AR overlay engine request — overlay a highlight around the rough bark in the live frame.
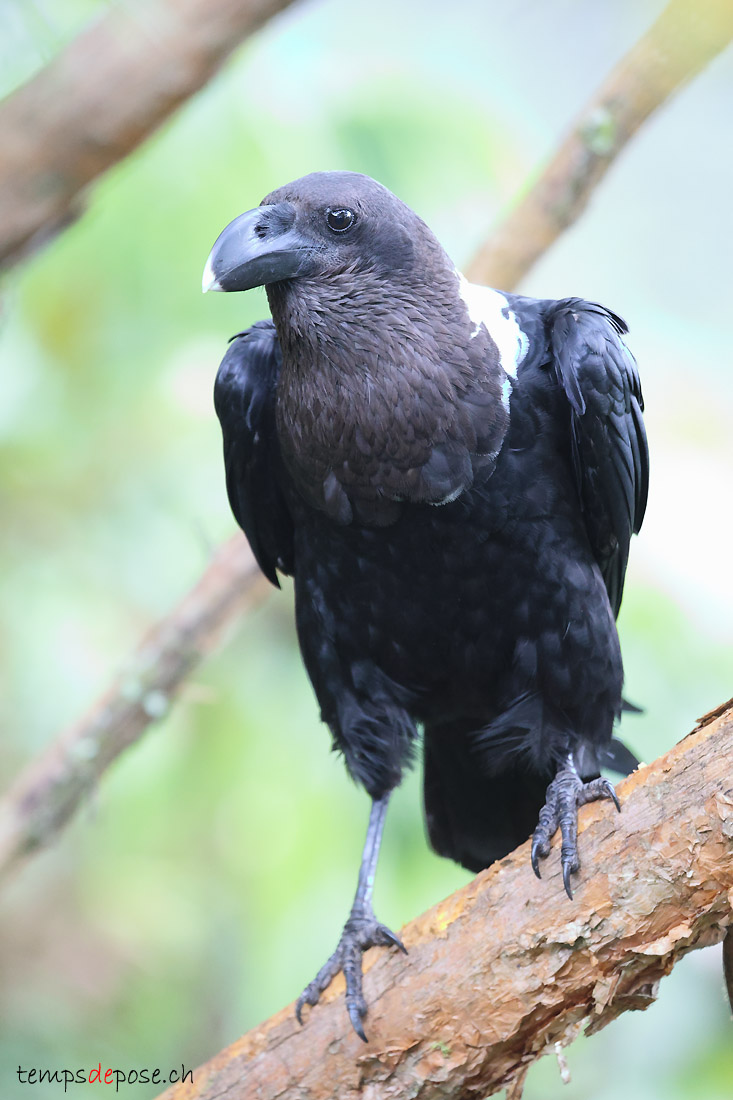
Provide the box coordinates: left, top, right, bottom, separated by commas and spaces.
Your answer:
158, 702, 733, 1100
0, 0, 297, 268
0, 538, 269, 882
466, 0, 733, 288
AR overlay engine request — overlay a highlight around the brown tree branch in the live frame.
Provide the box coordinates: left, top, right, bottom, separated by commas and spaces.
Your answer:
0, 537, 269, 882
158, 702, 733, 1100
0, 0, 297, 269
466, 0, 733, 288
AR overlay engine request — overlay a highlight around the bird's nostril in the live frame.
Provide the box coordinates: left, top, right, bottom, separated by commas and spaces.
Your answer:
254, 221, 268, 240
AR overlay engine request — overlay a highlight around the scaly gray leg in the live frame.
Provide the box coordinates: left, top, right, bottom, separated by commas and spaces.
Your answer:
531, 753, 620, 899
295, 794, 406, 1041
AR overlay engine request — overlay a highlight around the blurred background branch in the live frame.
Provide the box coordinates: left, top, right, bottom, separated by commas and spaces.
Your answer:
725, 929, 733, 1012
158, 703, 733, 1100
2, 0, 731, 891
0, 0, 297, 270
467, 0, 733, 287
0, 538, 268, 883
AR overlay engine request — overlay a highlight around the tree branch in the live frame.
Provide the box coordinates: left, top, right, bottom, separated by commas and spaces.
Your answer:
0, 538, 269, 882
158, 702, 733, 1100
466, 0, 733, 288
0, 0, 297, 269
724, 927, 733, 1012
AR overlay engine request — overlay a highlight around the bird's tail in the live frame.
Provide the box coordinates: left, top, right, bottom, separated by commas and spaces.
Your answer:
423, 728, 551, 872
423, 726, 638, 874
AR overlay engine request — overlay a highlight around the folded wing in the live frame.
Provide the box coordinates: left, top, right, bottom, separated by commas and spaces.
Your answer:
213, 320, 294, 586
548, 299, 649, 616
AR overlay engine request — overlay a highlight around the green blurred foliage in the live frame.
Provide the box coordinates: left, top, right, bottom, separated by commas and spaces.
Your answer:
1, 0, 732, 1097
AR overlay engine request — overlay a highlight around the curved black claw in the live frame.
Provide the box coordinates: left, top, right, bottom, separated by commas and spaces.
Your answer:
531, 761, 621, 900
295, 912, 406, 1042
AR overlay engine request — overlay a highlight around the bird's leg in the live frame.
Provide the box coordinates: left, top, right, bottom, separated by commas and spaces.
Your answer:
531, 752, 620, 900
295, 794, 406, 1042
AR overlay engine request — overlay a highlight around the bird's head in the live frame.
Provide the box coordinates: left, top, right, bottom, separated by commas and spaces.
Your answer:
202, 171, 445, 295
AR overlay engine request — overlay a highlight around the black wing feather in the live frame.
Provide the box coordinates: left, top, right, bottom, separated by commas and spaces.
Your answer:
548, 299, 649, 616
213, 320, 294, 586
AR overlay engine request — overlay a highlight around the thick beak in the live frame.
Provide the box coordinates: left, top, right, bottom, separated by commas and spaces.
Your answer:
202, 202, 313, 293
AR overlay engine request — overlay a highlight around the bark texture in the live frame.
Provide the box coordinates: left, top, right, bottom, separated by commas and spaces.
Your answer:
158, 702, 733, 1100
0, 538, 269, 881
466, 0, 733, 288
0, 0, 296, 268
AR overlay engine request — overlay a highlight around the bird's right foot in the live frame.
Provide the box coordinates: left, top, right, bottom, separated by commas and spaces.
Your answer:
295, 908, 407, 1041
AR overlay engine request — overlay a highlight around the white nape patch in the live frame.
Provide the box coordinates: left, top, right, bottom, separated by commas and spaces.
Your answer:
457, 274, 528, 379
202, 252, 222, 293
501, 374, 512, 413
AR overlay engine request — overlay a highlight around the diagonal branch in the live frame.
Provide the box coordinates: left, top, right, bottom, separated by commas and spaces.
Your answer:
0, 538, 269, 882
0, 0, 298, 269
467, 0, 733, 287
157, 702, 733, 1100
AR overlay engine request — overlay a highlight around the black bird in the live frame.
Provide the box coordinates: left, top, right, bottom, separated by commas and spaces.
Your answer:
203, 171, 648, 1040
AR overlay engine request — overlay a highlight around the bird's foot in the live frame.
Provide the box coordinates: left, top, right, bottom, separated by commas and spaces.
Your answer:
295, 908, 407, 1042
531, 758, 620, 899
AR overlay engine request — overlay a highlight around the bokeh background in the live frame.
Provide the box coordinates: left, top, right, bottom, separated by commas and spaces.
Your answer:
1, 0, 732, 1096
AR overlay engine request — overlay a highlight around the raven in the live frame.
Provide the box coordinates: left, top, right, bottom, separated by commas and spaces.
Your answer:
203, 171, 648, 1040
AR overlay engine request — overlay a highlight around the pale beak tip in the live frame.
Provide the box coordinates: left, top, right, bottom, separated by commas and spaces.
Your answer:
202, 252, 222, 293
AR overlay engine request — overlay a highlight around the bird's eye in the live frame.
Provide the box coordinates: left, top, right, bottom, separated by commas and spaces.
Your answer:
326, 208, 356, 233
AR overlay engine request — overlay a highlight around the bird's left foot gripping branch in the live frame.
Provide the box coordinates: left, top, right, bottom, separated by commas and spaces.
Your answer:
203, 171, 648, 1040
